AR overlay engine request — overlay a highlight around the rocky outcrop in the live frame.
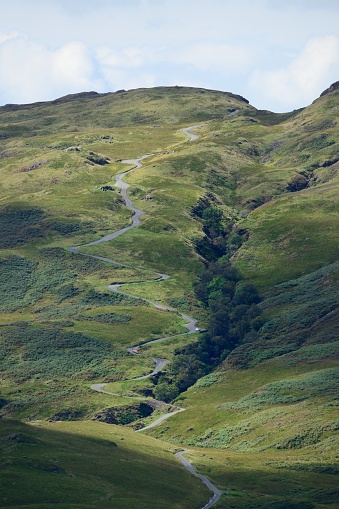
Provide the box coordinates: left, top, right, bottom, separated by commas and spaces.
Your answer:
93, 402, 154, 425
86, 152, 110, 165
286, 173, 309, 192
322, 154, 339, 167
320, 81, 339, 97
17, 160, 48, 173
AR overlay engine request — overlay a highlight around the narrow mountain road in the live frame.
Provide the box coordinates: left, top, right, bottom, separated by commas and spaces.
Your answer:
136, 407, 186, 432
69, 124, 223, 509
69, 154, 152, 252
180, 125, 202, 141
131, 357, 169, 380
176, 451, 224, 509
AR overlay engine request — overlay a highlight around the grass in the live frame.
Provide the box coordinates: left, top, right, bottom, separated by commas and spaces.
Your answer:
0, 84, 339, 508
0, 419, 211, 509
0, 301, 189, 420
142, 356, 338, 506
145, 356, 338, 439
182, 447, 339, 508
224, 262, 339, 370
235, 186, 339, 289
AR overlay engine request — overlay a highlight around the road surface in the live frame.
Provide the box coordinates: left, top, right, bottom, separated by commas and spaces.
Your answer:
69, 125, 223, 509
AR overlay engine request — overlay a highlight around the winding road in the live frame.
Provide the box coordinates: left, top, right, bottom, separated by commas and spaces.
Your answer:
175, 451, 224, 509
69, 125, 223, 509
180, 124, 202, 141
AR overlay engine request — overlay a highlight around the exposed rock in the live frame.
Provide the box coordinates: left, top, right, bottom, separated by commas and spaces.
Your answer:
146, 399, 168, 410
320, 81, 339, 97
227, 109, 239, 117
286, 173, 309, 192
322, 154, 339, 167
63, 146, 80, 152
17, 160, 48, 173
270, 140, 283, 149
93, 402, 153, 425
86, 152, 110, 165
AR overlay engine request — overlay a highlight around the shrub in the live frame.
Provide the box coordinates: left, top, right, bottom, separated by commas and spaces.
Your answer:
93, 403, 153, 425
56, 283, 80, 303
0, 256, 37, 311
48, 408, 88, 421
220, 368, 339, 411
78, 312, 131, 324
0, 208, 45, 248
153, 382, 180, 403
81, 288, 137, 306
276, 430, 322, 449
195, 372, 224, 387
47, 220, 83, 236
0, 326, 122, 383
263, 502, 314, 509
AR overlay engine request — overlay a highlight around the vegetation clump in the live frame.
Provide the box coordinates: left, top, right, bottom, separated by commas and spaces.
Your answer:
152, 198, 262, 395
86, 152, 110, 165
0, 208, 46, 248
93, 402, 153, 425
81, 288, 138, 306
78, 312, 131, 323
0, 326, 120, 383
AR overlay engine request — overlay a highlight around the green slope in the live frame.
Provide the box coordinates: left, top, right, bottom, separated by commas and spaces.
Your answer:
0, 419, 210, 509
0, 84, 338, 508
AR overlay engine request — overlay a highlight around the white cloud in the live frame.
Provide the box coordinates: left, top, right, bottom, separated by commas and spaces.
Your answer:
0, 1, 339, 109
96, 46, 145, 68
250, 36, 339, 110
98, 65, 156, 91
170, 42, 253, 72
52, 42, 96, 88
95, 45, 158, 90
0, 35, 103, 103
0, 31, 20, 44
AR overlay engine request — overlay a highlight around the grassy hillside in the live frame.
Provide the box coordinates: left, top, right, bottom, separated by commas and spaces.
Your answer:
0, 84, 338, 508
0, 419, 210, 508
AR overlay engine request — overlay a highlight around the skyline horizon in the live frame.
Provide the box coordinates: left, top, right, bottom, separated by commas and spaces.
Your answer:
0, 0, 339, 112
1, 80, 336, 114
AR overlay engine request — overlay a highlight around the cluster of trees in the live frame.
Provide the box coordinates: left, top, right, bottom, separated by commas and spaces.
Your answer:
151, 264, 263, 402
172, 259, 262, 391
192, 194, 247, 261
149, 196, 263, 402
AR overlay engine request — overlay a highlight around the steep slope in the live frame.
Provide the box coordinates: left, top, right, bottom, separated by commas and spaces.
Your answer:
140, 87, 339, 508
0, 85, 338, 509
0, 419, 211, 509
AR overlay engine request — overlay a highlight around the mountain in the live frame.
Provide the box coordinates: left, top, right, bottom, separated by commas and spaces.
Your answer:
0, 84, 338, 509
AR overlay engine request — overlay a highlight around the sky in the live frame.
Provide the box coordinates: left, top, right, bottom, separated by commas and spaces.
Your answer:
0, 0, 338, 112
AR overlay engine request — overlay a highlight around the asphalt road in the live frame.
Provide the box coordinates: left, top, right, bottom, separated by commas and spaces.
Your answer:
176, 451, 224, 509
70, 125, 223, 509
